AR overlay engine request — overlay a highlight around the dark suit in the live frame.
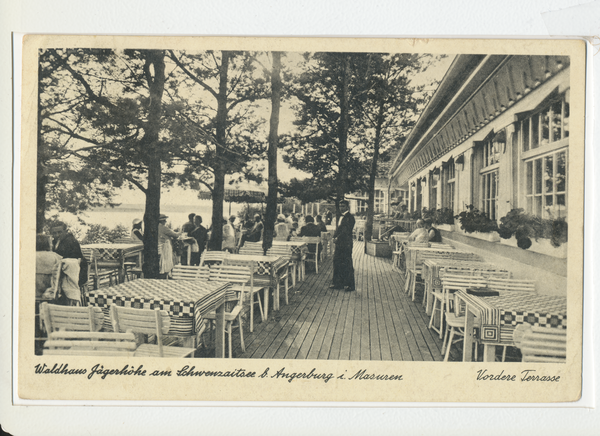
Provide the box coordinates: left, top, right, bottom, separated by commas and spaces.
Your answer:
189, 225, 208, 266
332, 212, 355, 289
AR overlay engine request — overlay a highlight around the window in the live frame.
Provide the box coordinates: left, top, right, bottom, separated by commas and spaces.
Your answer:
525, 150, 567, 219
522, 95, 569, 152
445, 160, 456, 213
357, 200, 368, 213
481, 170, 498, 221
429, 173, 438, 210
477, 129, 504, 221
520, 92, 569, 219
374, 190, 385, 213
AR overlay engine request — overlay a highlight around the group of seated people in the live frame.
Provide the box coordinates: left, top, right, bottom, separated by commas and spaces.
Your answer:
407, 219, 442, 243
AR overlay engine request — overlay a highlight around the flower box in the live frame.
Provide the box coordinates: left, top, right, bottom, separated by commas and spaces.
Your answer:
500, 236, 568, 258
458, 227, 501, 242
436, 224, 454, 232
366, 240, 393, 258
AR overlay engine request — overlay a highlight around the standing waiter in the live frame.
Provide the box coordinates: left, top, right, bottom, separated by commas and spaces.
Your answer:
329, 200, 355, 292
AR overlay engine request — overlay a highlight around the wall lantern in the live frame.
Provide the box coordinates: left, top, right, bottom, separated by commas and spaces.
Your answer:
455, 154, 465, 171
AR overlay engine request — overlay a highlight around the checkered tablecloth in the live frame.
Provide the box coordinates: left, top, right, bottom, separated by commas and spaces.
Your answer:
455, 290, 567, 345
271, 241, 308, 255
82, 243, 144, 261
226, 254, 287, 275
88, 279, 230, 336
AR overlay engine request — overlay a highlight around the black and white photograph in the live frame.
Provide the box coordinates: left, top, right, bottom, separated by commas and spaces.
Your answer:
18, 35, 585, 404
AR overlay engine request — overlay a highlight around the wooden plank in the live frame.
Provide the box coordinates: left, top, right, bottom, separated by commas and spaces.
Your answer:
350, 243, 365, 361
365, 248, 381, 360
315, 283, 347, 359
283, 265, 337, 359
234, 241, 444, 362
271, 260, 334, 359
242, 261, 326, 358
379, 261, 414, 361
371, 254, 392, 361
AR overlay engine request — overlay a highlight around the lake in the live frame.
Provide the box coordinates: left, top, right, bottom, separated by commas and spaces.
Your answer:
61, 202, 249, 235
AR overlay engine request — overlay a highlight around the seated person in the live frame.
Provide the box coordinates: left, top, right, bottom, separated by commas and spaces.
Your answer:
298, 215, 323, 254
289, 222, 299, 238
424, 219, 442, 243
36, 234, 62, 299
315, 215, 327, 233
407, 219, 429, 243
241, 214, 264, 246
274, 214, 290, 241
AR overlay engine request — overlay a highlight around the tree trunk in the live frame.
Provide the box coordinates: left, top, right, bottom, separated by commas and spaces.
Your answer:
208, 51, 230, 251
336, 54, 351, 223
263, 51, 282, 255
36, 60, 47, 232
364, 99, 385, 250
141, 50, 166, 278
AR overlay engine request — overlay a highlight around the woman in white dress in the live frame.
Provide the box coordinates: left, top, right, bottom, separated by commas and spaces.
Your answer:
158, 214, 181, 278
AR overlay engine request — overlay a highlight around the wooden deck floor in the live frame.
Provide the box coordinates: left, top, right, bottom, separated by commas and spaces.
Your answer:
232, 241, 445, 361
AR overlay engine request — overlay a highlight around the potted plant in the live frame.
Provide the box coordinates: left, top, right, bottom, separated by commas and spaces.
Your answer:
433, 208, 455, 231
454, 205, 499, 242
497, 209, 568, 257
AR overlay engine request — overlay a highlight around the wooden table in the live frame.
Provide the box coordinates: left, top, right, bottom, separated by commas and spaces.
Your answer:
269, 241, 308, 285
422, 259, 508, 315
455, 289, 567, 362
82, 243, 144, 283
88, 278, 231, 357
225, 253, 289, 318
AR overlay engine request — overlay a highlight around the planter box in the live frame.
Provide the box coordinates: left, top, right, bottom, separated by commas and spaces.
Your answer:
366, 241, 393, 258
458, 228, 501, 242
436, 224, 455, 232
500, 236, 568, 258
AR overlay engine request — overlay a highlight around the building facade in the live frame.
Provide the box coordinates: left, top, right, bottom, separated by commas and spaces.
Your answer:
388, 55, 570, 296
348, 178, 408, 216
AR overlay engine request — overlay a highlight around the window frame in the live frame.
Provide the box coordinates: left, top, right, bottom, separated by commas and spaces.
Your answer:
519, 92, 570, 220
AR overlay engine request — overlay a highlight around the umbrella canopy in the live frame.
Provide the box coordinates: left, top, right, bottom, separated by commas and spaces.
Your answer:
198, 189, 285, 204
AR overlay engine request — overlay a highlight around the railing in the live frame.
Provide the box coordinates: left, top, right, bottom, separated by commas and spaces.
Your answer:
377, 219, 418, 233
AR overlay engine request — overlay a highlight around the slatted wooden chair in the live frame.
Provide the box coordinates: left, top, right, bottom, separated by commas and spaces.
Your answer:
203, 265, 252, 358
291, 236, 321, 274
171, 265, 211, 281
43, 330, 138, 356
391, 233, 410, 269
435, 274, 489, 360
222, 258, 266, 332
40, 302, 105, 334
110, 305, 196, 358
199, 250, 230, 267
423, 264, 509, 311
113, 238, 144, 280
406, 249, 474, 302
81, 248, 119, 290
513, 324, 566, 363
266, 245, 300, 287
238, 241, 264, 255
429, 273, 486, 341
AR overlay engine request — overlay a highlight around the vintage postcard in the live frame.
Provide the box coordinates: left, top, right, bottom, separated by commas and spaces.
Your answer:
18, 35, 586, 403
